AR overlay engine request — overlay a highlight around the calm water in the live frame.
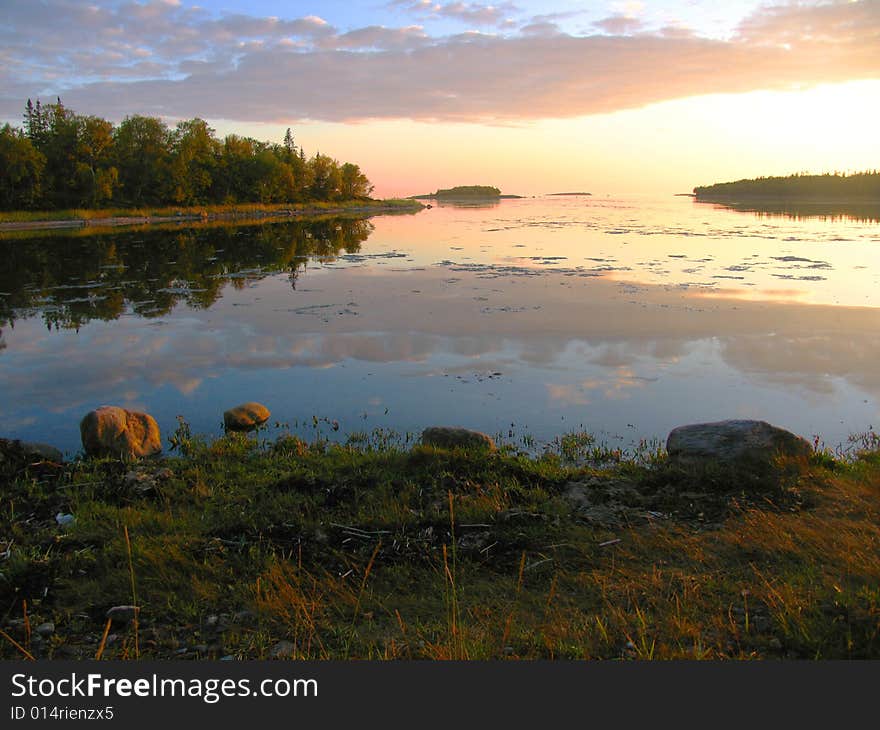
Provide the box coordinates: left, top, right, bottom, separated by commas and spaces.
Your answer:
2, 195, 879, 456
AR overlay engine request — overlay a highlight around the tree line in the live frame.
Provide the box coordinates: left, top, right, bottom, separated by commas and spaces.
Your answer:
0, 98, 374, 210
693, 171, 880, 201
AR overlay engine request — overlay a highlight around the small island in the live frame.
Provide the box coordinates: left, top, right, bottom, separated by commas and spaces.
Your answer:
693, 171, 880, 203
549, 191, 592, 196
411, 185, 523, 200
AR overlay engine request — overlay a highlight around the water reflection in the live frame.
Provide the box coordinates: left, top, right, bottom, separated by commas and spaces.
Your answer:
2, 263, 878, 452
0, 217, 374, 330
431, 199, 502, 209
1, 197, 878, 454
695, 198, 880, 223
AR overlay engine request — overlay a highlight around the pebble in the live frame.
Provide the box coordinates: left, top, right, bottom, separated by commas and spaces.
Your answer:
106, 605, 140, 622
36, 622, 55, 637
233, 610, 255, 625
269, 640, 296, 659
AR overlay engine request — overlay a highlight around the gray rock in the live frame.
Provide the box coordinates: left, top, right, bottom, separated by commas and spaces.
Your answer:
35, 622, 55, 637
0, 438, 63, 465
80, 406, 161, 459
223, 402, 270, 432
457, 530, 492, 551
666, 419, 811, 466
106, 605, 140, 623
232, 609, 256, 625
269, 640, 296, 659
562, 481, 636, 527
421, 426, 496, 452
19, 441, 64, 463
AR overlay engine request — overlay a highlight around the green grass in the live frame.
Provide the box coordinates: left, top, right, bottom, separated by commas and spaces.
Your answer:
0, 198, 423, 224
1, 429, 878, 660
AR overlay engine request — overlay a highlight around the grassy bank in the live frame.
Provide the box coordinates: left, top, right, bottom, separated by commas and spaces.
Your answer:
1, 429, 878, 661
0, 199, 423, 231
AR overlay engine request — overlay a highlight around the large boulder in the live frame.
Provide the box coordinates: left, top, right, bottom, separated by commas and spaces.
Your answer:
666, 420, 811, 466
421, 426, 496, 452
80, 406, 162, 459
224, 402, 271, 432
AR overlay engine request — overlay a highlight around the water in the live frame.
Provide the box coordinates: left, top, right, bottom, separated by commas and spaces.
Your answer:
2, 195, 879, 456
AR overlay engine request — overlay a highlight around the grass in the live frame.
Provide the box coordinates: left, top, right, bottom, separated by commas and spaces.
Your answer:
0, 198, 423, 224
0, 428, 878, 660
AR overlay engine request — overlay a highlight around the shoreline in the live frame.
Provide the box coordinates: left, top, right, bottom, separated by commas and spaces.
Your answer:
0, 200, 425, 232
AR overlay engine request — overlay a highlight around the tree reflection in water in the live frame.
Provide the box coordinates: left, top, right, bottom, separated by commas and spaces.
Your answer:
0, 217, 375, 331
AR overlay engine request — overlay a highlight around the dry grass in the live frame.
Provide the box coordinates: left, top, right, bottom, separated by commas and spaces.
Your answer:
1, 433, 878, 660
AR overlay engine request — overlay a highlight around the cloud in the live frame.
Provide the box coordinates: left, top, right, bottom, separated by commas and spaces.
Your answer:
735, 0, 880, 45
593, 14, 645, 35
520, 21, 562, 37
435, 2, 518, 26
325, 25, 430, 51
1, 0, 878, 124
392, 1, 518, 27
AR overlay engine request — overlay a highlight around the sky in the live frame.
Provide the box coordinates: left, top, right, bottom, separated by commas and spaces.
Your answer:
1, 0, 878, 196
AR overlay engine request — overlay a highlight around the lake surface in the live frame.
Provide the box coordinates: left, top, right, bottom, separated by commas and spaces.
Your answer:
2, 195, 879, 456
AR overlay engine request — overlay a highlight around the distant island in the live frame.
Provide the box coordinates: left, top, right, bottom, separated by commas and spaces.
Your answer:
411, 185, 523, 200
549, 192, 591, 196
693, 171, 880, 203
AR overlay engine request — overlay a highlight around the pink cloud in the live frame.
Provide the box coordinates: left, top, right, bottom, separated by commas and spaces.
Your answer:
1, 0, 877, 125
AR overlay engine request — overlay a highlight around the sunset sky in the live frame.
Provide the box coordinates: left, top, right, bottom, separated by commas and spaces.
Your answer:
2, 0, 878, 196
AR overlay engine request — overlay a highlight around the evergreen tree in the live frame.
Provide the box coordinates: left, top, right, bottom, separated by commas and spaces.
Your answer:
0, 124, 45, 209
1, 99, 375, 210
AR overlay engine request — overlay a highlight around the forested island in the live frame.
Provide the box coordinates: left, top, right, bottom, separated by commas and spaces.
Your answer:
0, 98, 378, 212
411, 185, 523, 200
693, 171, 880, 202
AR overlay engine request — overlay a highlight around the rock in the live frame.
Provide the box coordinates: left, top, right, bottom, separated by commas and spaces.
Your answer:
223, 402, 271, 432
80, 406, 161, 459
35, 622, 55, 637
666, 420, 811, 466
0, 438, 63, 467
18, 441, 64, 463
421, 426, 496, 452
562, 482, 635, 527
457, 530, 492, 551
269, 640, 296, 659
106, 605, 140, 623
232, 609, 256, 625
55, 513, 76, 527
